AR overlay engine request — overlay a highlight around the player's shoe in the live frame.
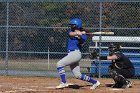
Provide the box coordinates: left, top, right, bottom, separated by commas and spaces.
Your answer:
90, 80, 100, 89
56, 82, 69, 89
122, 80, 132, 89
128, 81, 132, 88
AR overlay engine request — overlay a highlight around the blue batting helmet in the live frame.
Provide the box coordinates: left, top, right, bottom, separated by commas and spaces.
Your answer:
69, 18, 82, 29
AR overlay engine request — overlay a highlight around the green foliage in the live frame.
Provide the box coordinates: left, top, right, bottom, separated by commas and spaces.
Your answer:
41, 3, 66, 11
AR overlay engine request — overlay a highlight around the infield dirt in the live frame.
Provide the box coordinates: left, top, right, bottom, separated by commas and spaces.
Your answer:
0, 76, 140, 93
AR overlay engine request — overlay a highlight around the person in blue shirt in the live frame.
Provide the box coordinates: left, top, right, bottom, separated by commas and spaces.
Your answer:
56, 18, 100, 89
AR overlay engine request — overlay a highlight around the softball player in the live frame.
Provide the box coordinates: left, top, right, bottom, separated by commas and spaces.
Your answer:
56, 18, 100, 89
91, 43, 135, 88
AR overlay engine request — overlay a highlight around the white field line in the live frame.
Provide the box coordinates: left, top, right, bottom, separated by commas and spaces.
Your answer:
0, 82, 58, 93
45, 86, 56, 89
0, 89, 51, 93
108, 88, 124, 91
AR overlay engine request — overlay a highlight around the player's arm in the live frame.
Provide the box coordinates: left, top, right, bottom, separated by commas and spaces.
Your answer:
97, 55, 118, 60
69, 30, 85, 37
90, 52, 118, 60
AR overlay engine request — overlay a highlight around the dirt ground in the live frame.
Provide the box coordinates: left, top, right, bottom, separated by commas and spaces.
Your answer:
0, 76, 140, 93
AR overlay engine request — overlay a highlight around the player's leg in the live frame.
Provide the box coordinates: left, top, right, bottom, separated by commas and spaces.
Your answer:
109, 69, 133, 88
70, 63, 100, 89
56, 50, 82, 88
115, 68, 135, 88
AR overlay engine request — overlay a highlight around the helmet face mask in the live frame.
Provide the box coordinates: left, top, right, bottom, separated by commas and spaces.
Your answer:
109, 47, 116, 56
68, 24, 76, 30
108, 44, 121, 55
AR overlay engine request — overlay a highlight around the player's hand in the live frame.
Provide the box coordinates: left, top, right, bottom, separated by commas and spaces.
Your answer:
89, 52, 98, 59
81, 31, 86, 34
75, 30, 82, 36
97, 56, 100, 60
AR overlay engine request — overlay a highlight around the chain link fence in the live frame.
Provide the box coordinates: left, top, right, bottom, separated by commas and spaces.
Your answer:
0, 0, 140, 78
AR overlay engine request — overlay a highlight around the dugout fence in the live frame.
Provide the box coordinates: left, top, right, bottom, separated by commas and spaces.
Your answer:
0, 0, 139, 79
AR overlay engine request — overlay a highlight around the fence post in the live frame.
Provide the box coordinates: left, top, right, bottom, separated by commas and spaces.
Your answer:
98, 2, 103, 78
47, 47, 50, 70
5, 2, 9, 76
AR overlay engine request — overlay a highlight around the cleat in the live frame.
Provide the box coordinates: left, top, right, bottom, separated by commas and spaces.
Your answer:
56, 82, 69, 89
122, 81, 132, 89
90, 81, 100, 89
128, 81, 132, 88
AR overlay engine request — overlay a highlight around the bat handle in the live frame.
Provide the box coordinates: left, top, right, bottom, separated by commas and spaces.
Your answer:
81, 31, 86, 34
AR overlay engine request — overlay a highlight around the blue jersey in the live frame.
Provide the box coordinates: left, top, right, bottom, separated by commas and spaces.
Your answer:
67, 30, 87, 51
